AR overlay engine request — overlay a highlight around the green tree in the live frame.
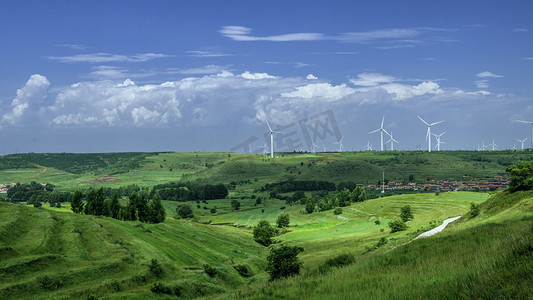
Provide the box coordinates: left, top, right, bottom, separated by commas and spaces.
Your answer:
231, 199, 241, 210
149, 193, 166, 223
253, 220, 276, 246
71, 190, 84, 214
124, 193, 138, 221
305, 198, 315, 213
108, 193, 121, 219
335, 189, 351, 207
266, 245, 304, 281
389, 219, 408, 233
136, 194, 149, 223
176, 204, 194, 219
506, 161, 533, 191
400, 205, 414, 222
276, 213, 290, 228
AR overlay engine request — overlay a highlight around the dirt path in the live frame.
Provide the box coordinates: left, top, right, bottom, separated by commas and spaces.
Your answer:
36, 168, 47, 176
415, 216, 462, 239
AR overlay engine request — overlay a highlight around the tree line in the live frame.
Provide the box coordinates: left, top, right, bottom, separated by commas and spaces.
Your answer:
261, 179, 336, 193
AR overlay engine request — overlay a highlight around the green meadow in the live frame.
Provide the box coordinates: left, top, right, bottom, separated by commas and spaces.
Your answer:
1, 151, 532, 298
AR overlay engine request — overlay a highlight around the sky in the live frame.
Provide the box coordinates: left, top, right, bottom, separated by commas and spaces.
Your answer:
0, 0, 532, 154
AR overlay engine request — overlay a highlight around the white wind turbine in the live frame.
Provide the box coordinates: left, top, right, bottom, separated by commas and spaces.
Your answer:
417, 115, 444, 152
386, 131, 399, 151
260, 143, 269, 154
309, 141, 318, 153
368, 116, 389, 151
516, 120, 533, 148
516, 138, 528, 150
489, 138, 498, 151
432, 132, 446, 151
322, 144, 327, 152
364, 141, 373, 151
334, 136, 345, 152
266, 120, 280, 158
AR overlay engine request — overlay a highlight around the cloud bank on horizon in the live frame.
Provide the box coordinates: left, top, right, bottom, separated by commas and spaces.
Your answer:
0, 1, 532, 153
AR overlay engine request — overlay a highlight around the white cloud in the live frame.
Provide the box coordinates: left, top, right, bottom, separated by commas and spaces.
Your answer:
379, 82, 442, 100
186, 50, 231, 57
474, 80, 489, 89
46, 52, 173, 63
306, 74, 318, 80
219, 26, 324, 42
1, 74, 50, 125
513, 28, 529, 32
281, 83, 355, 100
241, 71, 276, 80
521, 57, 533, 60
177, 65, 229, 75
340, 28, 420, 43
476, 71, 503, 78
350, 73, 396, 86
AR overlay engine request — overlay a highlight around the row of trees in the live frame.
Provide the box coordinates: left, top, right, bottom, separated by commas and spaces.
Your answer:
304, 187, 367, 214
261, 180, 336, 193
150, 181, 228, 201
71, 188, 165, 223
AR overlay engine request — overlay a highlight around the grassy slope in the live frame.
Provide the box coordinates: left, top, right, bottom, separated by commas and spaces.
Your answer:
230, 190, 533, 299
2, 151, 533, 190
0, 202, 266, 299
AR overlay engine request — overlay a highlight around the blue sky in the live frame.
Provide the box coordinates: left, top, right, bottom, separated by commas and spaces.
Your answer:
0, 0, 532, 154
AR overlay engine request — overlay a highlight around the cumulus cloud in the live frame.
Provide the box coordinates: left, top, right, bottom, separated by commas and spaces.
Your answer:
1, 74, 50, 125
306, 74, 318, 80
219, 26, 324, 42
281, 83, 354, 100
241, 71, 276, 79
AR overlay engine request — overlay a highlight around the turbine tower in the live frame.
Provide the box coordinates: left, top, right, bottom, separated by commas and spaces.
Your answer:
516, 138, 528, 150
334, 136, 345, 152
489, 138, 498, 151
364, 141, 373, 151
368, 116, 389, 151
266, 120, 279, 158
516, 120, 533, 148
417, 115, 444, 152
432, 132, 446, 151
386, 131, 399, 151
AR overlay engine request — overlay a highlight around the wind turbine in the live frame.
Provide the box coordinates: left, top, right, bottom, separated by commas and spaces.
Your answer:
309, 141, 318, 153
386, 131, 399, 151
259, 143, 269, 154
364, 141, 373, 151
432, 132, 446, 151
368, 116, 389, 151
334, 136, 345, 152
417, 115, 444, 152
481, 141, 489, 151
516, 120, 533, 148
322, 144, 327, 152
266, 120, 280, 158
489, 138, 498, 151
516, 138, 528, 150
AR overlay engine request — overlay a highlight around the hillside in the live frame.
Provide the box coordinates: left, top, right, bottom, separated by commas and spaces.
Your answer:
1, 150, 532, 191
231, 190, 533, 299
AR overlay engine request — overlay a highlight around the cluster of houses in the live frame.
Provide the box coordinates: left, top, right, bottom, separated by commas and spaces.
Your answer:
0, 183, 13, 193
364, 176, 509, 192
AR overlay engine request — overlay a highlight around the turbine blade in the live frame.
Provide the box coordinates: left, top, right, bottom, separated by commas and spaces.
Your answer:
266, 119, 272, 132
429, 120, 444, 126
368, 129, 380, 134
516, 120, 533, 124
381, 115, 385, 128
417, 115, 429, 126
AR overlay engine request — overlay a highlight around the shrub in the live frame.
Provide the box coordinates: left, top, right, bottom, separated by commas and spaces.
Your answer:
400, 205, 414, 222
203, 264, 218, 277
253, 220, 276, 246
151, 282, 173, 295
149, 259, 163, 278
37, 274, 62, 290
276, 213, 290, 228
323, 253, 355, 268
210, 207, 217, 214
333, 207, 343, 215
375, 219, 381, 225
231, 199, 241, 210
389, 219, 408, 233
266, 245, 304, 281
176, 204, 194, 219
469, 203, 480, 218
234, 264, 253, 277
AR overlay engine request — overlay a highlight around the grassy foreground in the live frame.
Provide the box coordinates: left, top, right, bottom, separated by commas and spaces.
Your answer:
229, 190, 533, 299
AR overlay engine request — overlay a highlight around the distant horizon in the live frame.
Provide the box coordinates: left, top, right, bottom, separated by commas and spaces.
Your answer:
1, 1, 532, 154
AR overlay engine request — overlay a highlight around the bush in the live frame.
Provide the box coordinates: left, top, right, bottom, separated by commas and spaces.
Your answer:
37, 274, 62, 290
176, 204, 194, 219
231, 199, 241, 210
210, 207, 217, 214
469, 203, 480, 218
266, 245, 304, 281
151, 282, 174, 295
323, 253, 355, 268
333, 207, 343, 215
234, 264, 253, 277
400, 205, 414, 222
276, 213, 290, 228
253, 220, 276, 246
375, 219, 381, 225
149, 259, 163, 278
203, 264, 218, 277
389, 219, 408, 233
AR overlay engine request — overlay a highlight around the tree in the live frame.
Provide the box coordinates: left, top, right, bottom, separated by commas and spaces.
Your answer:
176, 204, 194, 219
71, 190, 84, 214
400, 205, 414, 222
305, 198, 315, 213
266, 245, 304, 281
136, 194, 149, 223
108, 193, 121, 219
389, 219, 407, 233
149, 193, 166, 223
253, 220, 276, 246
231, 199, 241, 210
276, 213, 290, 228
506, 161, 533, 192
